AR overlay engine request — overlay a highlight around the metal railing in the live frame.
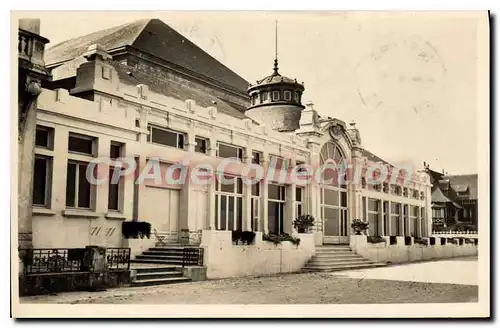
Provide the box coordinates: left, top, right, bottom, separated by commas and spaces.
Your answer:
105, 248, 131, 270
20, 247, 131, 274
20, 248, 85, 274
432, 230, 478, 238
182, 248, 204, 267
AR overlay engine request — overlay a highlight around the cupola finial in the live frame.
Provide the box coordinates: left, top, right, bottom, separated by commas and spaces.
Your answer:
273, 20, 279, 74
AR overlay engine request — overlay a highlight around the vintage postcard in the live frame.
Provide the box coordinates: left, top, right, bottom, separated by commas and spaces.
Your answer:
11, 10, 490, 318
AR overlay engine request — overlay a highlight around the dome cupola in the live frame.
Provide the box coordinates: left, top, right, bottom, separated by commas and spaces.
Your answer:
245, 22, 305, 132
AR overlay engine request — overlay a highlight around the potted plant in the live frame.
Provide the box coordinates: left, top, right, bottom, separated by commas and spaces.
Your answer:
351, 219, 369, 235
293, 214, 315, 233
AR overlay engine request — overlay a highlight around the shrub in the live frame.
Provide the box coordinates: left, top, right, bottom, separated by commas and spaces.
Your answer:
263, 233, 300, 246
293, 214, 315, 233
367, 236, 386, 244
414, 237, 429, 246
404, 236, 412, 246
122, 221, 151, 239
231, 230, 257, 245
231, 230, 242, 244
429, 237, 436, 246
351, 219, 369, 235
389, 236, 397, 245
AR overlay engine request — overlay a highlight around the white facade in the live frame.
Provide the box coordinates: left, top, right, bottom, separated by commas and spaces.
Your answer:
30, 47, 432, 249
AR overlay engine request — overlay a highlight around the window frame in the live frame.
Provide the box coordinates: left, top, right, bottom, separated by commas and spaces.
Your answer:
32, 154, 53, 207
216, 142, 244, 161
65, 160, 94, 210
195, 136, 208, 154
147, 124, 186, 150
284, 90, 292, 101
272, 90, 280, 101
68, 132, 96, 157
35, 125, 54, 150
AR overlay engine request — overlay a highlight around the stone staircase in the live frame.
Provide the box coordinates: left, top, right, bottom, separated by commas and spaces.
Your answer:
302, 245, 387, 272
130, 244, 202, 287
131, 265, 191, 287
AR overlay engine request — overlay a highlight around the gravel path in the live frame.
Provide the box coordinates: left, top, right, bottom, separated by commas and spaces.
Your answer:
22, 271, 477, 304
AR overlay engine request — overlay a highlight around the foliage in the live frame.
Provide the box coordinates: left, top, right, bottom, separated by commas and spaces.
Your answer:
263, 233, 301, 246
293, 214, 315, 232
447, 238, 459, 245
231, 230, 256, 245
351, 219, 369, 234
367, 236, 386, 244
122, 221, 151, 239
414, 237, 429, 246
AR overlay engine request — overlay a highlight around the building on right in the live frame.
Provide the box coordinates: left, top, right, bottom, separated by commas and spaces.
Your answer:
425, 164, 478, 232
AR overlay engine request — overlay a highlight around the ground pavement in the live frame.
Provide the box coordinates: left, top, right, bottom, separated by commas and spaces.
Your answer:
21, 257, 478, 304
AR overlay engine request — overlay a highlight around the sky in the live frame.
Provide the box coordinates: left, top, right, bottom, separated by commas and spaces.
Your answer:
35, 11, 483, 175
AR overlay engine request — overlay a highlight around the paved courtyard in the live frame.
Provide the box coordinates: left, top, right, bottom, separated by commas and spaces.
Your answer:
21, 257, 478, 304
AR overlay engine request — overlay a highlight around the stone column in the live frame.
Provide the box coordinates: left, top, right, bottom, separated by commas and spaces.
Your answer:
207, 135, 217, 230
261, 149, 269, 234
243, 144, 253, 231
178, 121, 196, 234
284, 155, 297, 234
17, 19, 51, 249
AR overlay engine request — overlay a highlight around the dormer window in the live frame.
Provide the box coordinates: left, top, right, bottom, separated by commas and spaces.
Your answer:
295, 91, 300, 102
272, 90, 280, 101
284, 90, 291, 101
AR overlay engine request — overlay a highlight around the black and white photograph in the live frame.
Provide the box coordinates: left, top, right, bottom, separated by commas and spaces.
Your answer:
10, 9, 490, 318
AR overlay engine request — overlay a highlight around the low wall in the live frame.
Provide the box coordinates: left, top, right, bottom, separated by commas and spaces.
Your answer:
350, 235, 478, 264
19, 270, 131, 296
121, 237, 157, 259
201, 230, 315, 279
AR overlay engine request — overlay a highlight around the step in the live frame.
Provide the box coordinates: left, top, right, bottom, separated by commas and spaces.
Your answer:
131, 265, 180, 273
140, 253, 184, 259
135, 271, 183, 281
315, 247, 352, 252
132, 259, 184, 266
131, 277, 192, 287
145, 249, 185, 254
313, 252, 359, 257
303, 262, 387, 272
304, 260, 376, 268
309, 256, 367, 263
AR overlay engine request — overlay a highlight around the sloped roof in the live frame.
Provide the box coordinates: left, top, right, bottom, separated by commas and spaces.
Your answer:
447, 174, 478, 199
46, 19, 250, 93
360, 149, 392, 167
111, 61, 247, 119
431, 187, 462, 208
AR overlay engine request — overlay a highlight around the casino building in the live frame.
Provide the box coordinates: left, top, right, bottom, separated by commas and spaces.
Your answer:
26, 18, 432, 253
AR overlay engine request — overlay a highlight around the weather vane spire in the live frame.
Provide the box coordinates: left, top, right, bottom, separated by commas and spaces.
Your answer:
273, 20, 279, 74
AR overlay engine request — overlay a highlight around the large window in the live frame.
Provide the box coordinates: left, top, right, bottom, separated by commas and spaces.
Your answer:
147, 124, 185, 149
383, 201, 389, 235
66, 161, 92, 209
215, 175, 243, 230
319, 141, 346, 187
268, 184, 286, 234
367, 198, 380, 236
390, 202, 402, 236
217, 142, 243, 160
251, 182, 260, 231
33, 155, 52, 207
296, 187, 304, 217
410, 205, 419, 237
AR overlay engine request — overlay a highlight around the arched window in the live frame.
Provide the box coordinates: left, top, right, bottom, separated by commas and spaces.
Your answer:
320, 141, 345, 165
319, 141, 347, 188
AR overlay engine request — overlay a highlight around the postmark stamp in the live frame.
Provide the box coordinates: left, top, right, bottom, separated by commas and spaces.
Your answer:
356, 33, 447, 114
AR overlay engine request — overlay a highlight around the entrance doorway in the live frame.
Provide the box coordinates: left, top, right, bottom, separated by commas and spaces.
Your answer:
321, 187, 349, 244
